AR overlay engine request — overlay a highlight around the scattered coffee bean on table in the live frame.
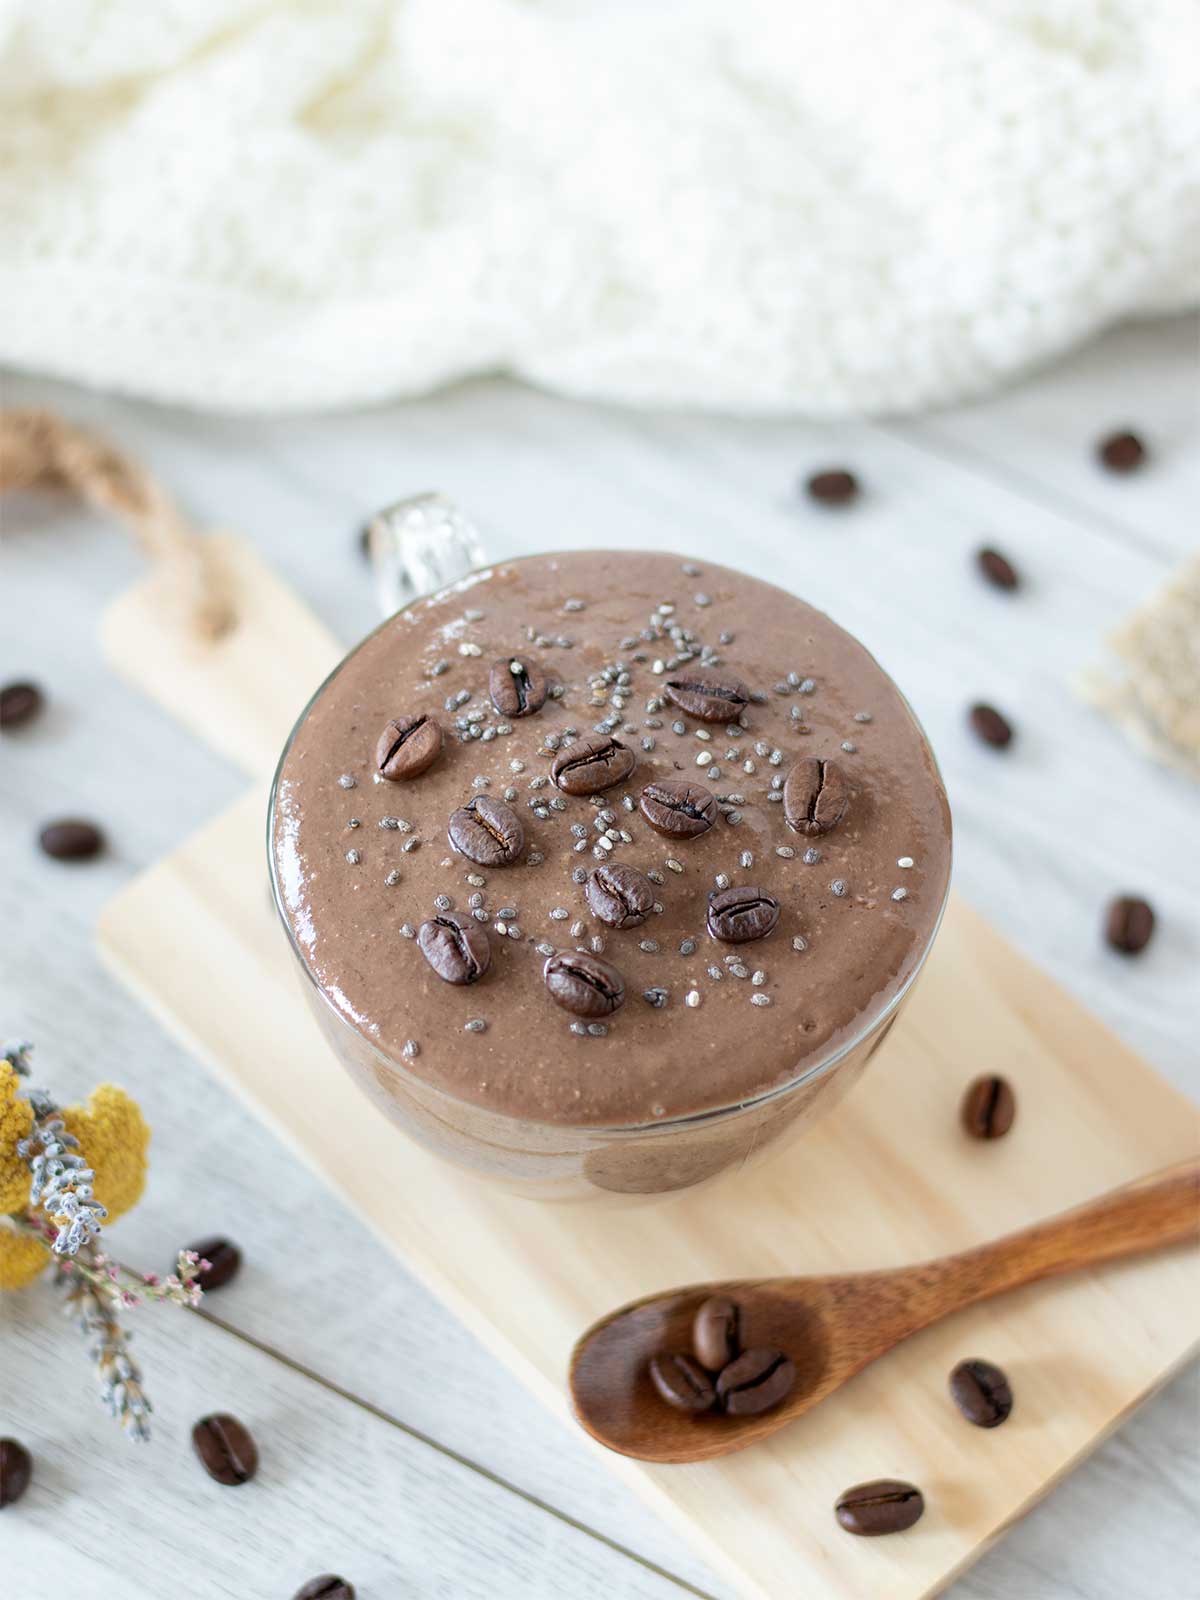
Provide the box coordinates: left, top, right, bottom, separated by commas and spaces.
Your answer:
960, 1074, 1016, 1140
191, 1413, 259, 1485
294, 1577, 356, 1600
0, 1438, 33, 1507
544, 949, 625, 1017
375, 713, 443, 781
805, 468, 860, 506
1096, 430, 1147, 474
664, 670, 751, 723
783, 756, 849, 836
715, 1348, 795, 1416
976, 548, 1020, 591
706, 886, 780, 945
586, 862, 655, 929
638, 779, 717, 839
488, 656, 548, 718
693, 1295, 741, 1372
418, 913, 492, 985
1105, 895, 1156, 955
551, 733, 636, 795
186, 1236, 242, 1291
38, 818, 104, 861
649, 1352, 717, 1413
968, 703, 1013, 748
835, 1479, 925, 1536
949, 1357, 1013, 1428
0, 681, 43, 729
447, 795, 525, 866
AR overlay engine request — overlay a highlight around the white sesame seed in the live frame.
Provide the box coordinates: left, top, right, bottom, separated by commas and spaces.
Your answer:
776, 846, 796, 859
841, 741, 857, 753
345, 849, 361, 864
752, 970, 766, 986
400, 923, 416, 939
685, 990, 702, 1008
898, 856, 914, 869
751, 993, 772, 1007
792, 935, 808, 952
465, 1018, 487, 1033
892, 887, 909, 901
831, 879, 848, 897
337, 774, 356, 789
739, 851, 754, 868
666, 858, 684, 874
402, 1039, 420, 1059
459, 642, 482, 657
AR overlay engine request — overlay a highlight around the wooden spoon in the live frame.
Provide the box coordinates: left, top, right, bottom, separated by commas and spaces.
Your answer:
570, 1159, 1200, 1463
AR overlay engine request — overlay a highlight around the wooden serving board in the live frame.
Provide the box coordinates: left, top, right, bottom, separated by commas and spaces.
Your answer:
95, 540, 1200, 1600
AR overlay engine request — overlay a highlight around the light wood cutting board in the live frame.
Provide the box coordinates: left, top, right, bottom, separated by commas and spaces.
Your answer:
96, 539, 1200, 1600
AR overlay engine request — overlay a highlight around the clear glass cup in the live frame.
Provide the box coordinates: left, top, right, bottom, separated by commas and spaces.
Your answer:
268, 499, 951, 1202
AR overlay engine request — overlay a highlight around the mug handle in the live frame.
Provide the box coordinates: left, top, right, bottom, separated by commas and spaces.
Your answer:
366, 493, 489, 617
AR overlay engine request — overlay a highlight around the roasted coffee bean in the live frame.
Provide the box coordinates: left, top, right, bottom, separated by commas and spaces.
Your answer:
375, 713, 443, 780
692, 1296, 741, 1372
805, 468, 859, 506
0, 681, 43, 729
1105, 895, 1155, 955
706, 886, 780, 944
835, 1479, 925, 1536
586, 862, 655, 929
0, 1439, 33, 1508
448, 795, 525, 866
976, 547, 1019, 591
1097, 430, 1146, 474
38, 819, 104, 861
418, 913, 491, 984
186, 1236, 242, 1291
783, 757, 849, 837
552, 733, 636, 796
638, 779, 717, 839
649, 1353, 716, 1413
715, 1348, 795, 1416
544, 949, 625, 1017
489, 656, 548, 718
191, 1413, 259, 1485
949, 1358, 1013, 1428
968, 703, 1013, 748
960, 1074, 1016, 1140
664, 670, 750, 724
293, 1578, 356, 1600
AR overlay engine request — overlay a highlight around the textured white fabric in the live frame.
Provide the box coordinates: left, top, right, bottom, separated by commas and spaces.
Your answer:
0, 0, 1196, 417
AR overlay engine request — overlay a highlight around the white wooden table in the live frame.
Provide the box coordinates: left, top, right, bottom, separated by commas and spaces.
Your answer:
3, 319, 1198, 1600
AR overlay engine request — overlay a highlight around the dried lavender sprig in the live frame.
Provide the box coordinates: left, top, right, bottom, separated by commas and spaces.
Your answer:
17, 1115, 108, 1256
60, 1261, 153, 1443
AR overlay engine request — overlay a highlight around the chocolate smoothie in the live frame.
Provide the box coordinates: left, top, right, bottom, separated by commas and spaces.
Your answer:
271, 552, 951, 1195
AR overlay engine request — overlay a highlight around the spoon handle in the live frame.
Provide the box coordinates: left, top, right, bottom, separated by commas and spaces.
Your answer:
934, 1158, 1200, 1311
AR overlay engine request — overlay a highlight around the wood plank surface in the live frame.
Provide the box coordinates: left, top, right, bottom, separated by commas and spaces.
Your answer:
95, 786, 1200, 1600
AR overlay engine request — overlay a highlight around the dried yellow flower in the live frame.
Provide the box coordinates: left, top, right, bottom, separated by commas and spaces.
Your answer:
0, 1225, 49, 1290
0, 1061, 34, 1214
60, 1084, 149, 1224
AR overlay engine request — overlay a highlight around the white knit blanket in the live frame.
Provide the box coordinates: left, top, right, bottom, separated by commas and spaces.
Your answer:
0, 0, 1196, 416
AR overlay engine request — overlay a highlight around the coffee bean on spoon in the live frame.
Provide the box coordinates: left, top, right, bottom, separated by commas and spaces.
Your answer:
638, 779, 716, 839
586, 862, 655, 929
294, 1578, 356, 1600
0, 1438, 33, 1507
715, 1348, 795, 1415
968, 703, 1013, 748
186, 1236, 242, 1291
418, 913, 491, 984
39, 819, 104, 861
805, 468, 859, 506
976, 548, 1020, 591
0, 681, 43, 729
551, 733, 636, 796
488, 656, 547, 718
960, 1074, 1016, 1140
375, 713, 443, 781
544, 949, 625, 1017
1097, 429, 1147, 474
448, 795, 525, 866
692, 1295, 741, 1372
664, 670, 750, 723
835, 1479, 925, 1536
649, 1353, 716, 1413
192, 1414, 259, 1485
949, 1357, 1013, 1428
1105, 895, 1155, 954
706, 886, 780, 944
783, 757, 849, 837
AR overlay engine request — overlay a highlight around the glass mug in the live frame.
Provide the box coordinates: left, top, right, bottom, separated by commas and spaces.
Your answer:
269, 498, 951, 1202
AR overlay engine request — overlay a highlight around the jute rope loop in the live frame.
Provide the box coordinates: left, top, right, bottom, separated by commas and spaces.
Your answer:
0, 408, 234, 640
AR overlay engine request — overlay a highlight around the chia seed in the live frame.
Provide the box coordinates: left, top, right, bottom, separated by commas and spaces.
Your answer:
464, 1018, 487, 1033
831, 879, 848, 897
